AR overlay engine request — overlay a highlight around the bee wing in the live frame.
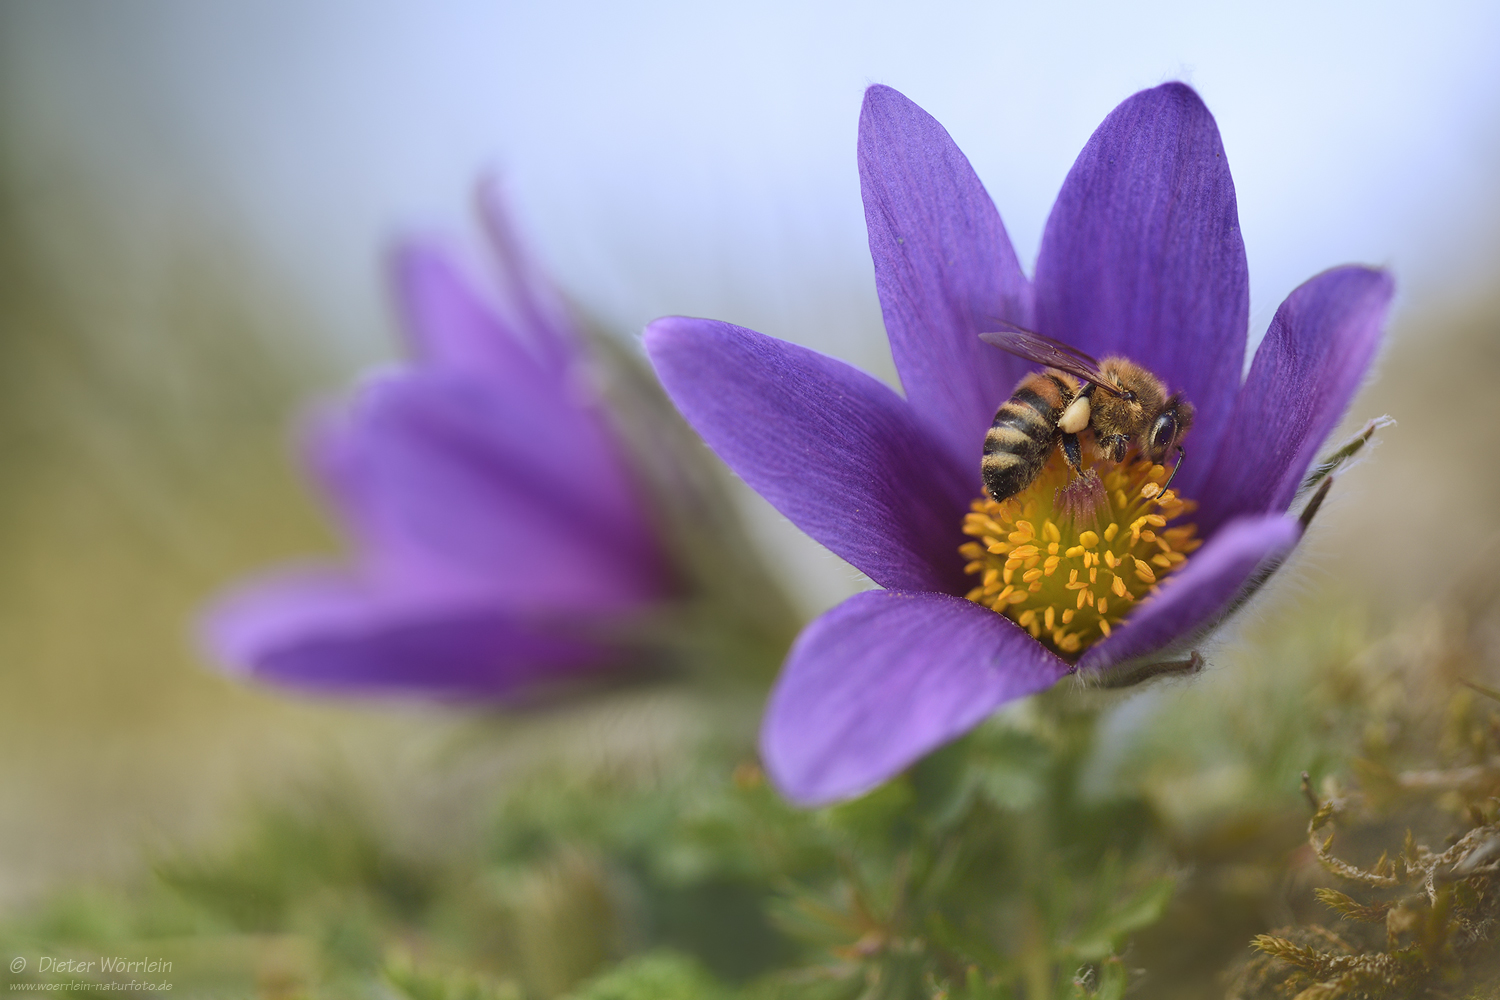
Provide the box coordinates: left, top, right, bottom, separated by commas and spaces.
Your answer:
979, 321, 1119, 395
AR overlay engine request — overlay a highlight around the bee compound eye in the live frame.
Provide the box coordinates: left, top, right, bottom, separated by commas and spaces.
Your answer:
1150, 412, 1178, 453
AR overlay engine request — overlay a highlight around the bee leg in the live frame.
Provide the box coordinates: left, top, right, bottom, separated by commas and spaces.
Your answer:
1101, 434, 1129, 463
1061, 432, 1082, 473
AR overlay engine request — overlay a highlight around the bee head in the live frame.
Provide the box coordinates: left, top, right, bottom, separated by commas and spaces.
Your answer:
1093, 359, 1165, 440
1147, 394, 1194, 461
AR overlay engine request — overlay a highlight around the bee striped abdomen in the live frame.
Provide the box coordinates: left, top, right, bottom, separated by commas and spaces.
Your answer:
982, 373, 1069, 503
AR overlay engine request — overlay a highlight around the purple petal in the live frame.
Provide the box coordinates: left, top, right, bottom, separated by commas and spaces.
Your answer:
308, 369, 667, 611
1077, 514, 1300, 673
203, 568, 613, 700
1195, 266, 1393, 536
760, 589, 1070, 806
477, 176, 580, 374
391, 242, 552, 379
1034, 82, 1248, 499
859, 85, 1034, 471
645, 317, 975, 594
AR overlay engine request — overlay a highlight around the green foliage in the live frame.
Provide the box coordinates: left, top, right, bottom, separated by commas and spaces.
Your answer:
1225, 573, 1500, 1000
561, 951, 730, 1000
7, 583, 1497, 999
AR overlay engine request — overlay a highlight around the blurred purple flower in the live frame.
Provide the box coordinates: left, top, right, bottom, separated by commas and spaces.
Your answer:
646, 83, 1393, 805
203, 186, 671, 700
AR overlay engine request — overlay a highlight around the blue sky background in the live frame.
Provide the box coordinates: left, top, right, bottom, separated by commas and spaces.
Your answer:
4, 0, 1499, 378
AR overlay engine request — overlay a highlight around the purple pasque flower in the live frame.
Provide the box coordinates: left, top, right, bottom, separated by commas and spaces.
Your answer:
645, 83, 1393, 806
203, 184, 671, 700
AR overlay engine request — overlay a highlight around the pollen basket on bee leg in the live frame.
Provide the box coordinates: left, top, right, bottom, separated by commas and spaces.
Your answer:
960, 449, 1201, 660
1058, 394, 1091, 434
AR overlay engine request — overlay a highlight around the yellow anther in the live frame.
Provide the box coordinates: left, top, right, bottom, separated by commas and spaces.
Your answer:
959, 450, 1198, 659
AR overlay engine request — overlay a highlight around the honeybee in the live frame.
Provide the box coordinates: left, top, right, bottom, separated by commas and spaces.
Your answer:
978, 322, 1194, 504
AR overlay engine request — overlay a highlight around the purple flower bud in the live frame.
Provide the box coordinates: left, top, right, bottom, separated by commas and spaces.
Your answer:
201, 182, 671, 701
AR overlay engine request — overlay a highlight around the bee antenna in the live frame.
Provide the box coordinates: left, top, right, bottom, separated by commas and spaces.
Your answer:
1161, 446, 1185, 493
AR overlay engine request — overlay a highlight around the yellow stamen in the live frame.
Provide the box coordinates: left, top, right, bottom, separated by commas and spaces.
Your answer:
960, 449, 1200, 660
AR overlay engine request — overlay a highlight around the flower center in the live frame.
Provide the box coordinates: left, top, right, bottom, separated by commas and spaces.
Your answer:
960, 450, 1201, 659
